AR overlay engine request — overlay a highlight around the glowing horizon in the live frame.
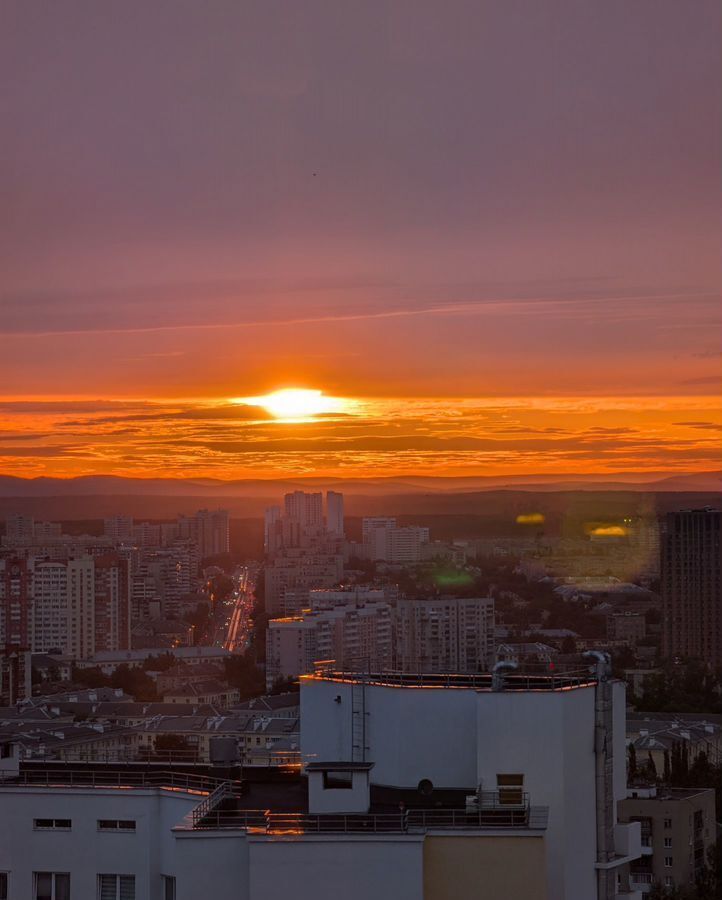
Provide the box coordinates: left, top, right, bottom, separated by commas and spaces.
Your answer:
1, 391, 720, 481
236, 388, 353, 421
1, 3, 719, 483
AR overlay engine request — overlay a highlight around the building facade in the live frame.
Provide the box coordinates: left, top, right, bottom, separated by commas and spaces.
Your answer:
661, 508, 721, 666
619, 786, 716, 893
395, 597, 495, 673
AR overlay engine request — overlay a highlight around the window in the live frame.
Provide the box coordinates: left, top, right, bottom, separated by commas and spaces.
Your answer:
161, 875, 176, 900
98, 820, 136, 832
665, 877, 674, 887
98, 875, 135, 900
664, 818, 672, 829
33, 819, 71, 830
496, 773, 524, 805
664, 856, 673, 867
664, 837, 672, 848
34, 872, 70, 900
322, 770, 352, 789
0, 872, 7, 900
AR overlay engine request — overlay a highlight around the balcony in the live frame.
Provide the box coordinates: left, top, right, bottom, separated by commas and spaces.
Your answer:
629, 872, 653, 894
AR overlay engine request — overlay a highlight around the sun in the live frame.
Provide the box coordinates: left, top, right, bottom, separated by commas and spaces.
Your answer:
237, 388, 348, 420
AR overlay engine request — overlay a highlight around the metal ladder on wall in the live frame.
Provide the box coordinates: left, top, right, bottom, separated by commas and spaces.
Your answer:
351, 679, 368, 762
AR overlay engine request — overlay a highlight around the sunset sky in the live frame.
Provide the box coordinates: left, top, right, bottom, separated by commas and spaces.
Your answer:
1, 1, 720, 480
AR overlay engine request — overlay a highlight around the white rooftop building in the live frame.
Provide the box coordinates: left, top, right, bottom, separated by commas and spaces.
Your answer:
0, 660, 642, 900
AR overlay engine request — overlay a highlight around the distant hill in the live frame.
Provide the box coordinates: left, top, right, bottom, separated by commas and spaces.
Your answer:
0, 471, 718, 521
0, 470, 719, 499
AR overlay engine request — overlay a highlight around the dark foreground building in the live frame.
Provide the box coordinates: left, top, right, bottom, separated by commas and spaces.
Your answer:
661, 507, 721, 667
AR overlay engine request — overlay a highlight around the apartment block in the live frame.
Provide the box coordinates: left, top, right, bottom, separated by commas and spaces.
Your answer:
619, 786, 716, 893
363, 520, 430, 564
661, 507, 721, 666
396, 596, 495, 673
266, 601, 393, 688
264, 551, 344, 615
1, 555, 130, 660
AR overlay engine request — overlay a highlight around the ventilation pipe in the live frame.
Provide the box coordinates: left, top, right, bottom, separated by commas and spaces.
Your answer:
491, 660, 518, 691
583, 651, 615, 900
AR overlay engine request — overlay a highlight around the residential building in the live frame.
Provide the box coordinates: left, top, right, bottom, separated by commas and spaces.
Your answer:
308, 585, 397, 610
0, 648, 31, 705
31, 560, 69, 654
3, 514, 35, 545
396, 597, 495, 673
264, 551, 344, 615
300, 662, 639, 900
364, 523, 430, 563
263, 506, 281, 554
619, 786, 716, 893
284, 491, 323, 530
103, 516, 134, 542
661, 507, 721, 666
162, 681, 240, 707
0, 559, 32, 649
0, 660, 638, 900
626, 713, 721, 774
266, 601, 393, 688
361, 517, 396, 542
73, 646, 233, 676
326, 491, 345, 537
92, 554, 131, 654
607, 613, 646, 646
194, 508, 230, 558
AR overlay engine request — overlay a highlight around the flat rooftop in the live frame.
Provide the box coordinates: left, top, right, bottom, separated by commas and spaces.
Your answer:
626, 786, 715, 803
0, 763, 548, 835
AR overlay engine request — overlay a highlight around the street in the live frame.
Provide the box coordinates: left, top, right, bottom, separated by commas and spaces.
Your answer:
212, 565, 256, 653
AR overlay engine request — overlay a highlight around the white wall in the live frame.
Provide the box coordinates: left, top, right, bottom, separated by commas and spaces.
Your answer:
247, 835, 424, 900
302, 676, 628, 900
301, 678, 479, 788
0, 787, 196, 900
308, 769, 370, 813
174, 831, 249, 900
474, 689, 599, 900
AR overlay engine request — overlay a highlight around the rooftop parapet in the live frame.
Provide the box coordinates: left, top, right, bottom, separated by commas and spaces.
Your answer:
301, 668, 598, 692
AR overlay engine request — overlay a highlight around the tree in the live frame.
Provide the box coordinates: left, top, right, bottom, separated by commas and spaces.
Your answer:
153, 734, 197, 762
269, 676, 297, 695
628, 743, 638, 780
72, 665, 109, 688
644, 751, 658, 781
224, 654, 265, 700
110, 664, 158, 701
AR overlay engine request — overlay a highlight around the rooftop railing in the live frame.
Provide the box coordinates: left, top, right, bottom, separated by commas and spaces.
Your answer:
0, 766, 234, 795
305, 668, 598, 691
190, 806, 549, 832
12, 746, 301, 768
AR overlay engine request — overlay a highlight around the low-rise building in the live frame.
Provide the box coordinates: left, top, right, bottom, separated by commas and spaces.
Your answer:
619, 786, 716, 893
163, 680, 240, 708
74, 646, 233, 675
626, 714, 722, 773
